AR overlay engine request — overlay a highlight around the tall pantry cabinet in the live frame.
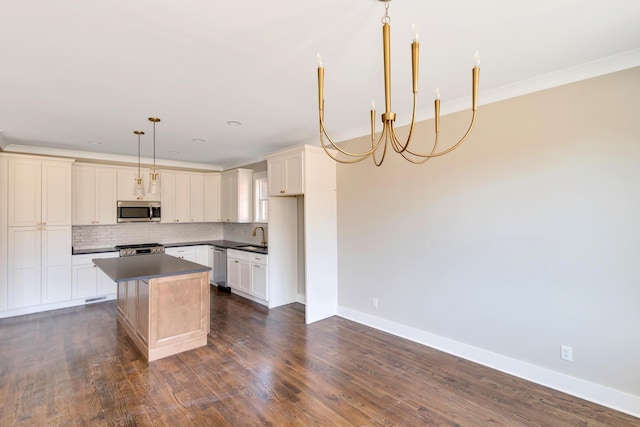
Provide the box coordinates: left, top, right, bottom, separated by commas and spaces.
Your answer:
0, 153, 74, 314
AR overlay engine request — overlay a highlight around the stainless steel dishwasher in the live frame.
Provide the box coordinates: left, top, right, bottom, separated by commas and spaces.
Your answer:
211, 246, 229, 292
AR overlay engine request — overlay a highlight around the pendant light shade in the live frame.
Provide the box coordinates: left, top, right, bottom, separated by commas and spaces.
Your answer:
148, 117, 161, 194
133, 130, 145, 198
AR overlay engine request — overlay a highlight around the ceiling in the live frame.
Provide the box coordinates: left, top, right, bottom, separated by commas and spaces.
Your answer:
1, 1, 639, 170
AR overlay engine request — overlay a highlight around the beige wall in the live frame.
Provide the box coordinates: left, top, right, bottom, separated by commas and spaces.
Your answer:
336, 67, 640, 403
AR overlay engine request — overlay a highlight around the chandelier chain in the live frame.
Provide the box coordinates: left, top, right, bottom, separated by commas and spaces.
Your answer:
381, 0, 391, 24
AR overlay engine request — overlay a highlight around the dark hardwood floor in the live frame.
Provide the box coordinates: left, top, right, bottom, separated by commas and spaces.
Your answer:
0, 289, 638, 426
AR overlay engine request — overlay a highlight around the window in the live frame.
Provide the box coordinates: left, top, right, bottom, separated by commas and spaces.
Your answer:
253, 171, 268, 223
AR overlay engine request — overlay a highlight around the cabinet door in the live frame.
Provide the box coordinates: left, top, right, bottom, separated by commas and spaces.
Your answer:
221, 172, 238, 222
175, 173, 191, 222
124, 280, 137, 329
227, 258, 240, 289
251, 263, 267, 300
238, 260, 251, 293
136, 280, 150, 344
117, 168, 137, 201
284, 153, 304, 195
117, 281, 126, 316
41, 161, 72, 226
8, 158, 41, 227
203, 174, 221, 222
160, 172, 177, 223
94, 167, 118, 225
98, 271, 117, 295
72, 165, 96, 225
72, 264, 99, 299
190, 174, 204, 222
41, 226, 72, 303
267, 157, 286, 196
7, 227, 41, 308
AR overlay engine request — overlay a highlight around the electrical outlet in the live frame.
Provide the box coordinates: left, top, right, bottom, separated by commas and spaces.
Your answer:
372, 297, 379, 309
561, 345, 573, 362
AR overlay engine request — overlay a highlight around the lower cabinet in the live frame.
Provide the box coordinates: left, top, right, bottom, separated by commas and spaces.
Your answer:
227, 249, 268, 305
7, 225, 72, 309
166, 245, 209, 265
115, 272, 209, 361
72, 252, 119, 300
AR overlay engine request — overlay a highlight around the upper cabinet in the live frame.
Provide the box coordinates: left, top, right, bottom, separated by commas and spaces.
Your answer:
160, 171, 204, 223
72, 164, 118, 225
221, 169, 253, 223
7, 156, 74, 227
203, 173, 222, 222
265, 149, 304, 196
116, 167, 161, 202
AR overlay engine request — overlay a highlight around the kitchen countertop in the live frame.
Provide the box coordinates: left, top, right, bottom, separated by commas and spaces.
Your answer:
73, 239, 268, 256
92, 253, 211, 282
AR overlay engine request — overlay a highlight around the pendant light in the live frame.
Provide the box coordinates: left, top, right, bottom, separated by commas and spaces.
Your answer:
133, 131, 145, 199
148, 117, 161, 194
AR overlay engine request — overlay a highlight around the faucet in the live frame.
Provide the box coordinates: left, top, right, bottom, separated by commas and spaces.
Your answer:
252, 226, 267, 247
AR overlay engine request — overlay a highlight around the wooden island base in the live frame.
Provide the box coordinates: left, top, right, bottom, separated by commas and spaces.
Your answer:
116, 271, 210, 361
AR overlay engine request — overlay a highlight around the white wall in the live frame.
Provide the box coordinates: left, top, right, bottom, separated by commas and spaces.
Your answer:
336, 67, 640, 414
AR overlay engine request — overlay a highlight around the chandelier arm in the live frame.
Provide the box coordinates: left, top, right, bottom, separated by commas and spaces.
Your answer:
372, 125, 390, 166
388, 125, 404, 153
319, 131, 370, 164
319, 113, 385, 159
403, 110, 477, 158
390, 91, 420, 154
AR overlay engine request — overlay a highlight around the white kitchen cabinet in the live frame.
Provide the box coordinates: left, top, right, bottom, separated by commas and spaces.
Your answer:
190, 174, 204, 222
8, 156, 73, 227
117, 167, 161, 202
266, 150, 304, 196
72, 164, 118, 225
227, 250, 251, 293
227, 249, 268, 304
264, 144, 337, 323
72, 252, 119, 300
203, 173, 222, 222
4, 154, 74, 311
161, 171, 204, 223
165, 246, 197, 262
221, 169, 253, 223
8, 225, 72, 308
250, 253, 268, 300
195, 245, 209, 266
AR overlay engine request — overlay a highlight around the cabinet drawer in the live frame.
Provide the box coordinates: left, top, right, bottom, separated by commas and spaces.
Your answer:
166, 247, 197, 258
250, 253, 267, 264
227, 249, 251, 261
73, 252, 118, 266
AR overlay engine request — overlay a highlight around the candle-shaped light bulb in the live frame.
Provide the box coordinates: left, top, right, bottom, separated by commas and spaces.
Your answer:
412, 23, 419, 42
474, 51, 480, 67
316, 52, 323, 67
371, 99, 376, 110
435, 87, 440, 100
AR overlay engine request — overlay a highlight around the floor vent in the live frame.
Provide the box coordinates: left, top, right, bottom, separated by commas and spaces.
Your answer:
85, 296, 107, 303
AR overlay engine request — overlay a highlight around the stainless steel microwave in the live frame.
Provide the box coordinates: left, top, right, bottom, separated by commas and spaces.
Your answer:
117, 201, 161, 223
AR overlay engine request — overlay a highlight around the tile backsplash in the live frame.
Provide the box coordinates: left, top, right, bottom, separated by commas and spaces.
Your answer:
72, 222, 267, 249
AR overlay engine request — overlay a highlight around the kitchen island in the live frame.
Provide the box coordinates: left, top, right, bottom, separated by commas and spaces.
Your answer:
93, 254, 211, 362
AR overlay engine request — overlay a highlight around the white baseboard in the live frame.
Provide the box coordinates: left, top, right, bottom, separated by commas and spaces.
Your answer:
337, 305, 640, 418
0, 294, 116, 319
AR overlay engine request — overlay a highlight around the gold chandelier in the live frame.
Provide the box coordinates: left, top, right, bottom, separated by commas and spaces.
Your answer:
317, 0, 480, 166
